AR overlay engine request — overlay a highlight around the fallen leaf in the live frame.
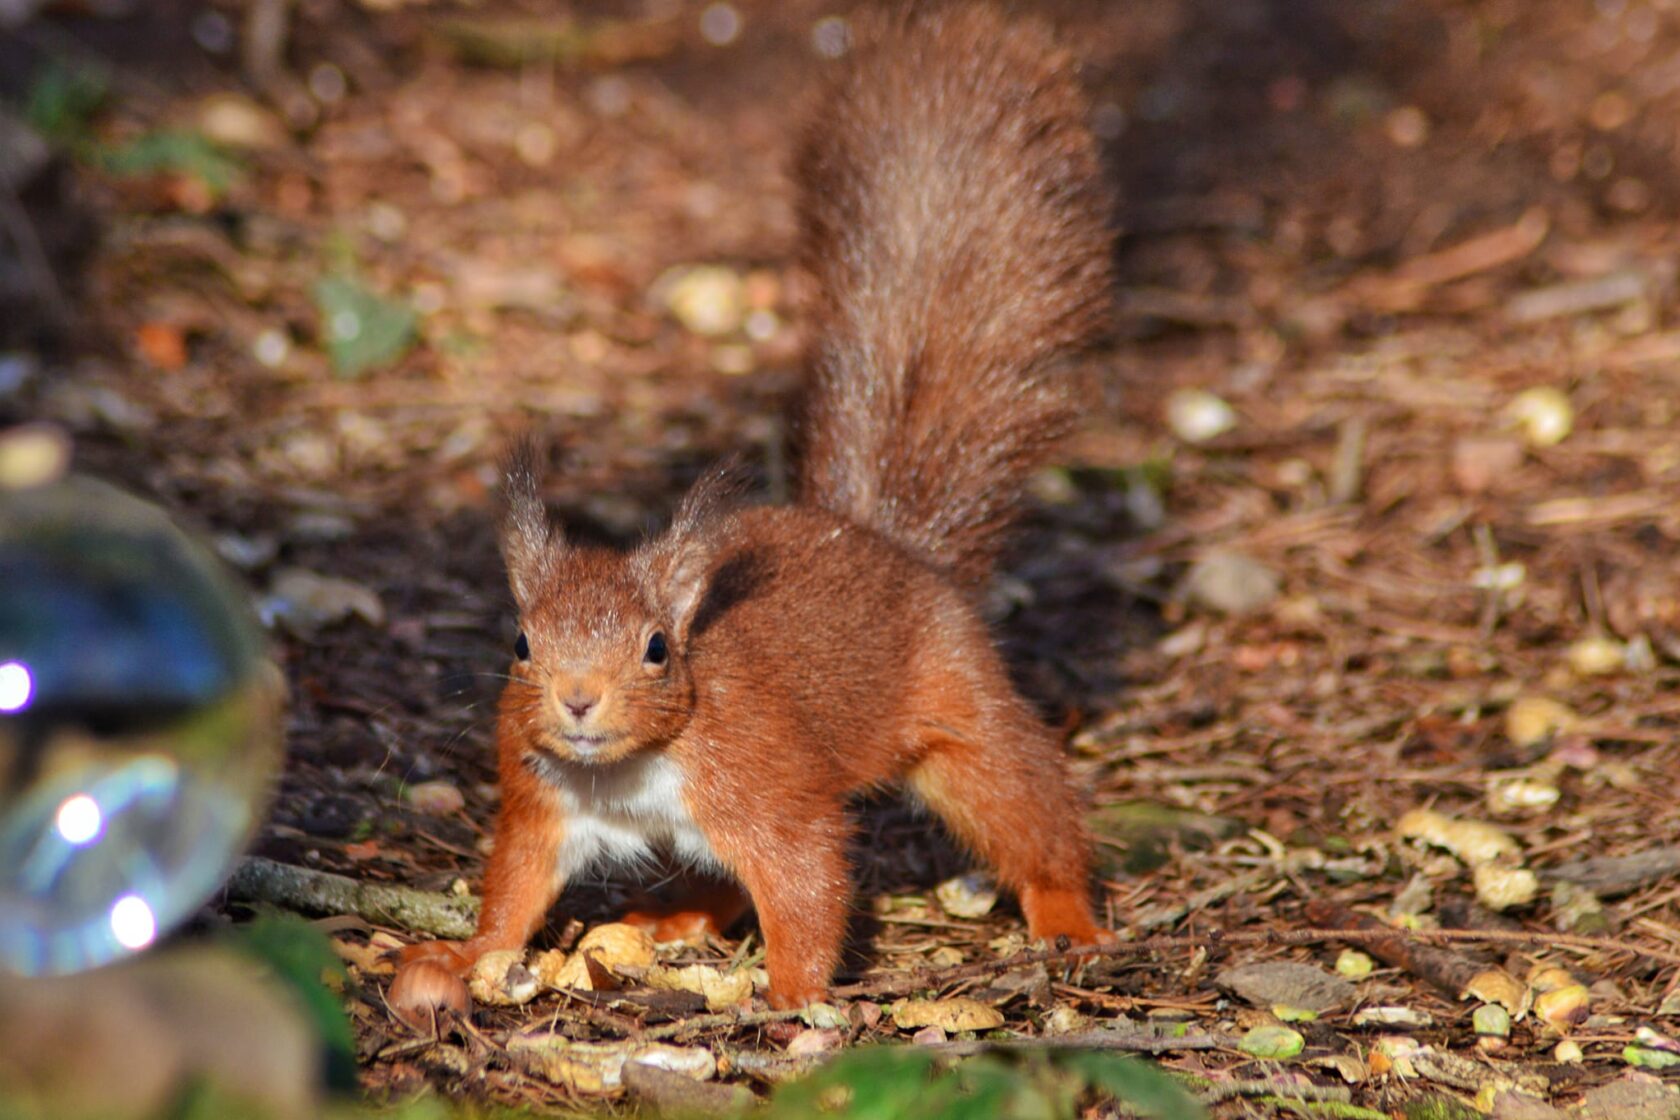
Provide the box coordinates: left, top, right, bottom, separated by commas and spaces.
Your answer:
1473, 1004, 1511, 1038
329, 937, 393, 976
405, 780, 465, 816
1462, 969, 1529, 1017
1089, 800, 1246, 876
1238, 1025, 1304, 1059
1567, 635, 1625, 676
934, 872, 997, 919
342, 840, 382, 861
1397, 808, 1520, 866
1485, 777, 1560, 817
1452, 436, 1523, 493
784, 1029, 842, 1056
658, 264, 744, 337
1181, 549, 1281, 616
314, 275, 417, 380
197, 92, 287, 150
1216, 962, 1355, 1014
135, 322, 188, 370
889, 997, 1004, 1033
538, 924, 655, 992
1534, 984, 1590, 1033
1505, 696, 1578, 748
258, 568, 385, 635
1352, 1006, 1434, 1028
508, 1033, 713, 1095
1623, 1045, 1680, 1070
643, 964, 754, 1012
1473, 862, 1539, 911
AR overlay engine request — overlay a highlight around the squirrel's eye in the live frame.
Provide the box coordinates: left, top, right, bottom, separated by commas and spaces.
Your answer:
643, 631, 668, 666
514, 632, 530, 661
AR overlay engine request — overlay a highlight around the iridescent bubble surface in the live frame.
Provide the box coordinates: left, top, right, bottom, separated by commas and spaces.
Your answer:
0, 476, 282, 975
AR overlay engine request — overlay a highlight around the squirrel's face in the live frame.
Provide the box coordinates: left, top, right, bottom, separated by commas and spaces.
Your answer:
501, 549, 697, 767
495, 443, 736, 766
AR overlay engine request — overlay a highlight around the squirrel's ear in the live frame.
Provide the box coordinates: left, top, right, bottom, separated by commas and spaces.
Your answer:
641, 459, 748, 638
498, 439, 564, 608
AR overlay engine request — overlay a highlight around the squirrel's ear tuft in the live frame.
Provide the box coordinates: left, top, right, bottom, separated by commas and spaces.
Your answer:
498, 438, 563, 607
639, 458, 749, 639
669, 456, 751, 539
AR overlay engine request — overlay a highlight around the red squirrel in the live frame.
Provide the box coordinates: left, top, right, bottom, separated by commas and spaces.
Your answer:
391, 3, 1115, 1018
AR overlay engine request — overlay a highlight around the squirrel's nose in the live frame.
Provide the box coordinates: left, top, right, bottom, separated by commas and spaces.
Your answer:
563, 694, 597, 720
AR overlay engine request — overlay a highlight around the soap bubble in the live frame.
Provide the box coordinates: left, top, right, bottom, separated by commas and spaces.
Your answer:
0, 474, 282, 976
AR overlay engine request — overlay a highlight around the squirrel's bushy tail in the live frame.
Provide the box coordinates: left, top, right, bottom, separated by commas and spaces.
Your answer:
792, 3, 1113, 592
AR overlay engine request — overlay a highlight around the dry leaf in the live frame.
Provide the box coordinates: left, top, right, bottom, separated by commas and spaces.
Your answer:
643, 964, 755, 1012
1463, 969, 1531, 1018
1534, 984, 1591, 1033
406, 780, 465, 815
934, 872, 998, 919
538, 924, 655, 991
889, 997, 1004, 1033
1473, 863, 1539, 910
508, 1034, 714, 1095
1396, 809, 1520, 866
1504, 696, 1578, 748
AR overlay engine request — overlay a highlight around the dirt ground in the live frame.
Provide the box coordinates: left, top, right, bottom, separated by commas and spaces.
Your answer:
5, 0, 1680, 1116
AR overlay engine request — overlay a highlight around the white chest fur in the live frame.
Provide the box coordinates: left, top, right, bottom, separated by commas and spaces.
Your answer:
529, 750, 719, 882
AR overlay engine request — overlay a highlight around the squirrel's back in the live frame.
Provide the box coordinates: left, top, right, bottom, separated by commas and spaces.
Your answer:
793, 4, 1113, 592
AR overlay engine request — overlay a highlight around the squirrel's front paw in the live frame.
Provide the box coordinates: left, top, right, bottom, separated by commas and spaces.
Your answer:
388, 942, 473, 1029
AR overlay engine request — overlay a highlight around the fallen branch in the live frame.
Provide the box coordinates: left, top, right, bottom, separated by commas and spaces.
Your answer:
1302, 900, 1484, 997
225, 856, 479, 939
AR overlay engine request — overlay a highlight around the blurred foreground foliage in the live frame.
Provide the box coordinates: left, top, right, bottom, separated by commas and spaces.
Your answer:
761, 1045, 1203, 1120
21, 58, 243, 200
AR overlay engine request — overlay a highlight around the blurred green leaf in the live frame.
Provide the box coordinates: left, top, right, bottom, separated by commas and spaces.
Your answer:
313, 275, 418, 379
97, 131, 243, 196
760, 1045, 1202, 1120
1055, 1051, 1205, 1118
24, 61, 109, 145
229, 914, 357, 1092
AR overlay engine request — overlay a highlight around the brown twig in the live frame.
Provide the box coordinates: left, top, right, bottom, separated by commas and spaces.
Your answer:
639, 1006, 809, 1042
931, 1027, 1229, 1056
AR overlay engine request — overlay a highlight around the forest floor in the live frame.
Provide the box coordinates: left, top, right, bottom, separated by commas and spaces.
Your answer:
4, 0, 1680, 1116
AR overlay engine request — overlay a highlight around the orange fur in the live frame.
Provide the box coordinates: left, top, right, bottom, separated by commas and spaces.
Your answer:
392, 3, 1114, 1016
621, 877, 751, 943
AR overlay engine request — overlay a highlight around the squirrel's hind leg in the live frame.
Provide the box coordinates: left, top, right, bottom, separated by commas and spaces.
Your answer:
906, 703, 1111, 947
